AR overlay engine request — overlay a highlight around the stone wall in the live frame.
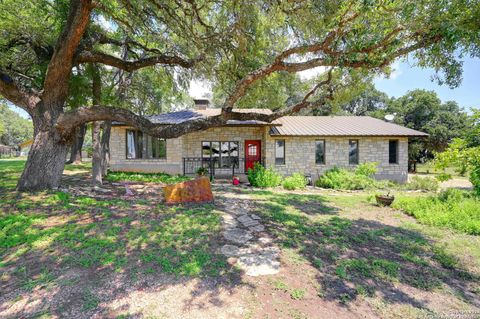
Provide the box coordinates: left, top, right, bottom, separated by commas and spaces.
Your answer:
109, 125, 265, 175
109, 125, 409, 183
109, 126, 183, 174
264, 135, 408, 183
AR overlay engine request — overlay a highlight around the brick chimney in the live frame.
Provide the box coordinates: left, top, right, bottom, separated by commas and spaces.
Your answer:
194, 98, 210, 110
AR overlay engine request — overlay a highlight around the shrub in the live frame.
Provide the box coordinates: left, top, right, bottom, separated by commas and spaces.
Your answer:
405, 176, 439, 192
355, 162, 378, 177
315, 166, 377, 190
393, 190, 480, 235
247, 163, 282, 188
283, 173, 307, 190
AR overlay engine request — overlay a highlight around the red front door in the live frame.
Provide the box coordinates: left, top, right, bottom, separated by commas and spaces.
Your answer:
245, 140, 261, 171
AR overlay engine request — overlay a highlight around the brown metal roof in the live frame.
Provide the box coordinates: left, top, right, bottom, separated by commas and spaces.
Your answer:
270, 116, 428, 137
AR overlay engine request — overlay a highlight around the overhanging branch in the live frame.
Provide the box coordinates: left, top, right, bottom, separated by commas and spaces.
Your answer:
76, 51, 196, 71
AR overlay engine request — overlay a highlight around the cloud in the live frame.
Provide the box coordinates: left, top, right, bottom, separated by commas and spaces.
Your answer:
389, 60, 402, 80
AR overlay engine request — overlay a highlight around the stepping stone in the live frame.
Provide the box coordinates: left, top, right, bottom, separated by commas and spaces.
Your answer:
223, 228, 253, 244
249, 225, 265, 232
250, 214, 261, 220
220, 244, 240, 257
237, 252, 280, 276
222, 215, 238, 228
258, 237, 273, 245
237, 215, 260, 227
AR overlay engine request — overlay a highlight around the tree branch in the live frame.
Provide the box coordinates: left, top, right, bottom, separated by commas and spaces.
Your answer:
0, 71, 40, 113
75, 51, 197, 72
43, 0, 93, 104
56, 68, 335, 139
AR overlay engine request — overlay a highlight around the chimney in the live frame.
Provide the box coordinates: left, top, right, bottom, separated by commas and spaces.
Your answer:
194, 99, 210, 110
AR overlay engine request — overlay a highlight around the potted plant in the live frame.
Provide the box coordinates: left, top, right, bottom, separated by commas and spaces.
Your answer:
375, 191, 395, 206
232, 175, 240, 185
196, 167, 208, 177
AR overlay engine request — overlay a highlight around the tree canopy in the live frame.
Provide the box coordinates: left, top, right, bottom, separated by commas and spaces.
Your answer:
0, 102, 33, 146
0, 0, 479, 190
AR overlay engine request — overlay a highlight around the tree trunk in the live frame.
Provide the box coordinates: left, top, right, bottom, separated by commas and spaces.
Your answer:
100, 121, 111, 177
91, 63, 103, 186
17, 107, 68, 191
67, 124, 86, 164
92, 121, 103, 186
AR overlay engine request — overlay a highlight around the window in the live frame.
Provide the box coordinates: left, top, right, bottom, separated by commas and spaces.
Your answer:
348, 139, 359, 165
126, 129, 166, 159
275, 140, 285, 165
202, 141, 239, 168
315, 140, 325, 164
389, 140, 398, 164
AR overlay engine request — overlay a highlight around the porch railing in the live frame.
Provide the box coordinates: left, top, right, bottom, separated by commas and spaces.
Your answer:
182, 157, 265, 178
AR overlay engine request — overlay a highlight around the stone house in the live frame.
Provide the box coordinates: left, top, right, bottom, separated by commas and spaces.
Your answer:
109, 105, 427, 183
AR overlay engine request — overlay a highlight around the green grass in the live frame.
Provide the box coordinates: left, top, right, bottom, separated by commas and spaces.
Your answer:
0, 159, 228, 298
105, 171, 191, 184
251, 189, 479, 303
394, 190, 480, 235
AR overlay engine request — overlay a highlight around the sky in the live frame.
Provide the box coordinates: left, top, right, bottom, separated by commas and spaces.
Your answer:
8, 57, 480, 118
189, 57, 479, 112
374, 56, 480, 111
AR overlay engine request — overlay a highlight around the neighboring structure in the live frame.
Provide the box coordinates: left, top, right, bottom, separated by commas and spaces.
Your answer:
109, 102, 427, 183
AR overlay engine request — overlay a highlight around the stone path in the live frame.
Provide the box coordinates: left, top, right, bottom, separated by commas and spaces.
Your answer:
215, 186, 280, 277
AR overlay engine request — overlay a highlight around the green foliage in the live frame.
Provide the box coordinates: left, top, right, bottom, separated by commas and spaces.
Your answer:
247, 162, 282, 188
290, 288, 306, 300
404, 176, 439, 192
105, 171, 190, 184
282, 173, 307, 190
0, 103, 33, 146
315, 165, 378, 190
435, 138, 480, 195
394, 189, 480, 235
355, 162, 378, 177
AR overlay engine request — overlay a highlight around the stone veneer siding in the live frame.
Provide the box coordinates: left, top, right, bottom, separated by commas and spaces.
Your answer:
264, 135, 409, 183
110, 125, 409, 183
109, 126, 184, 174
109, 125, 264, 175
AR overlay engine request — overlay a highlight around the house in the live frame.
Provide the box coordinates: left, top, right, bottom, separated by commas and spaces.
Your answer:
109, 101, 427, 183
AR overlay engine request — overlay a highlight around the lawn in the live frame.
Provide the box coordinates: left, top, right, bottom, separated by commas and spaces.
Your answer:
1, 159, 479, 318
0, 160, 232, 318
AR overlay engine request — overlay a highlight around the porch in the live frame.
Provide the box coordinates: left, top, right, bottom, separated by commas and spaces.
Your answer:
182, 156, 266, 179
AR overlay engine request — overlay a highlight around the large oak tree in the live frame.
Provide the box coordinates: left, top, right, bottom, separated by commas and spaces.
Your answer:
0, 0, 478, 190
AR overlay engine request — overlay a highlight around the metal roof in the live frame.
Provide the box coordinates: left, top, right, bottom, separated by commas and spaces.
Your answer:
269, 116, 428, 137
114, 109, 427, 137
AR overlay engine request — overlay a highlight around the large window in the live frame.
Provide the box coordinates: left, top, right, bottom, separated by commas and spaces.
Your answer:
202, 141, 239, 168
315, 140, 325, 164
349, 139, 359, 165
275, 140, 285, 165
389, 140, 398, 164
126, 129, 166, 159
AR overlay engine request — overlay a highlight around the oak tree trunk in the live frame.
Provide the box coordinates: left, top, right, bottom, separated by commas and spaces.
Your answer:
100, 121, 111, 177
17, 104, 68, 191
67, 124, 86, 164
92, 121, 103, 186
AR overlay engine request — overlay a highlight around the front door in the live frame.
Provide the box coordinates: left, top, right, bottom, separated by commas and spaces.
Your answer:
245, 140, 261, 172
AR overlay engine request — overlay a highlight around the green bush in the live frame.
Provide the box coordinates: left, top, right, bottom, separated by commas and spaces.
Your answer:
283, 173, 307, 190
247, 163, 282, 188
355, 162, 378, 177
404, 176, 439, 192
315, 166, 377, 190
393, 190, 480, 235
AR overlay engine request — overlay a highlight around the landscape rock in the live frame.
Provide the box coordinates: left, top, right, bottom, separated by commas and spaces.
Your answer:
223, 228, 253, 244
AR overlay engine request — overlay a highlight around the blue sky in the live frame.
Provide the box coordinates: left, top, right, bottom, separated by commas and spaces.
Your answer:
374, 56, 479, 111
